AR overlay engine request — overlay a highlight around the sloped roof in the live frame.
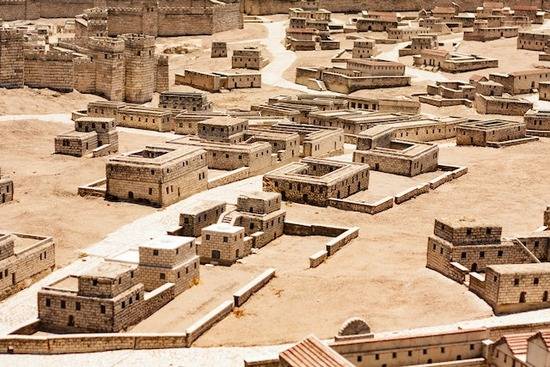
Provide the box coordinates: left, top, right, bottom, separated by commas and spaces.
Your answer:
280, 335, 355, 367
528, 330, 550, 350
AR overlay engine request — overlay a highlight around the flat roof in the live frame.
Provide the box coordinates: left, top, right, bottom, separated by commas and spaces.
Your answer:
141, 235, 195, 250
203, 223, 244, 233
489, 262, 550, 275
108, 144, 205, 166
436, 217, 501, 229
81, 261, 137, 279
239, 191, 280, 201
198, 117, 246, 126
180, 200, 226, 216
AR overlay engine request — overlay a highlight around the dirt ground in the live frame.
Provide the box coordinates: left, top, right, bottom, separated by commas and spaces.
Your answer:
1, 13, 550, 350
192, 137, 550, 347
0, 119, 168, 266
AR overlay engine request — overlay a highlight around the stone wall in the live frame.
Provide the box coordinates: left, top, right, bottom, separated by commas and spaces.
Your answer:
23, 51, 74, 92
0, 28, 25, 88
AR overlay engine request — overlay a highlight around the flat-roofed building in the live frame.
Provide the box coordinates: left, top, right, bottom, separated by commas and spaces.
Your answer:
263, 158, 369, 206
106, 144, 208, 207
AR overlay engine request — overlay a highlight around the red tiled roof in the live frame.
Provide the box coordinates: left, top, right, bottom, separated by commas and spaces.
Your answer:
497, 333, 533, 356
280, 335, 355, 367
528, 330, 550, 350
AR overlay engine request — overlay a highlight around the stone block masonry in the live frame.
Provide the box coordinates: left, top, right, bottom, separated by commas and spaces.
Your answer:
106, 145, 208, 207
0, 168, 14, 204
0, 27, 24, 88
0, 232, 55, 301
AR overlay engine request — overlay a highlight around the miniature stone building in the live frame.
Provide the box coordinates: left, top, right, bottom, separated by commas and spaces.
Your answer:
263, 158, 369, 206
198, 223, 251, 266
38, 235, 199, 333
456, 120, 536, 147
524, 109, 550, 137
211, 42, 227, 58
0, 29, 168, 103
352, 39, 376, 59
517, 30, 550, 51
398, 35, 438, 56
175, 69, 262, 92
426, 215, 550, 314
463, 19, 519, 42
75, 0, 243, 38
0, 168, 14, 204
159, 92, 213, 112
116, 106, 173, 132
106, 145, 208, 207
413, 49, 498, 73
474, 94, 533, 116
0, 232, 55, 300
229, 191, 286, 248
232, 47, 267, 70
539, 81, 550, 101
55, 117, 118, 157
197, 117, 248, 143
138, 235, 200, 296
295, 59, 411, 94
470, 263, 550, 315
489, 68, 550, 94
353, 126, 439, 177
172, 201, 227, 237
388, 26, 431, 41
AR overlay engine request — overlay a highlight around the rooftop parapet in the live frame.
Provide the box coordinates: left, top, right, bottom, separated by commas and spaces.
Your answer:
87, 36, 125, 53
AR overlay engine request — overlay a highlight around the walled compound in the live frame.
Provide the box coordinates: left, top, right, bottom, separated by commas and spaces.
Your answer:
295, 59, 411, 94
175, 69, 261, 92
426, 212, 550, 315
398, 34, 438, 56
195, 192, 285, 265
245, 326, 550, 367
307, 109, 466, 143
103, 144, 208, 207
0, 232, 55, 301
263, 158, 369, 206
488, 68, 550, 94
231, 47, 268, 70
158, 92, 213, 112
524, 109, 550, 137
54, 117, 118, 157
456, 119, 539, 147
73, 0, 242, 38
0, 168, 14, 205
285, 5, 341, 51
0, 26, 168, 103
462, 1, 535, 42
352, 124, 440, 177
420, 73, 537, 115
38, 234, 199, 333
412, 49, 499, 73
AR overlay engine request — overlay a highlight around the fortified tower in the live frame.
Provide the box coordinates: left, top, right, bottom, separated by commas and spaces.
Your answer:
87, 36, 125, 101
0, 27, 24, 88
141, 0, 159, 37
123, 34, 156, 103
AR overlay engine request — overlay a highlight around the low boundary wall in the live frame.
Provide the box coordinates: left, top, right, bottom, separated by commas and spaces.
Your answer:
77, 178, 107, 197
233, 268, 276, 307
185, 300, 234, 347
283, 221, 360, 268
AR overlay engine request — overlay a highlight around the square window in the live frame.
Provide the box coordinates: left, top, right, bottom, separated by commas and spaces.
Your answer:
160, 273, 166, 280
153, 249, 159, 256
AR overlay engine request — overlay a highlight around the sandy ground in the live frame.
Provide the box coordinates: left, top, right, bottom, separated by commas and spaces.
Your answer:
193, 138, 550, 347
1, 12, 550, 354
0, 119, 168, 266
